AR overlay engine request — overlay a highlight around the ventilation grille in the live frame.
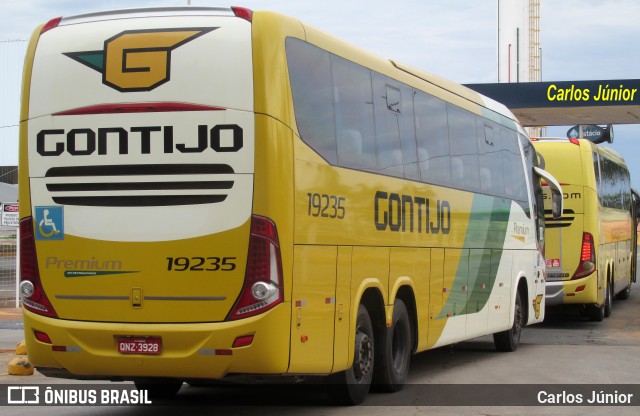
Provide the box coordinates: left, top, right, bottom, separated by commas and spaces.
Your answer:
544, 209, 575, 229
45, 164, 234, 207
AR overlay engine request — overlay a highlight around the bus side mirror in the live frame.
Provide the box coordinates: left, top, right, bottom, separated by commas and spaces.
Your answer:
551, 190, 563, 219
533, 167, 563, 219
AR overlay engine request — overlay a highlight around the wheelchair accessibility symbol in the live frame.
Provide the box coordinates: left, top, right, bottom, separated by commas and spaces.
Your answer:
35, 206, 64, 240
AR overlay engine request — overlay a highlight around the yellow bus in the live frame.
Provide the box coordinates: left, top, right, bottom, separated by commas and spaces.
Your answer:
19, 7, 562, 404
533, 137, 635, 321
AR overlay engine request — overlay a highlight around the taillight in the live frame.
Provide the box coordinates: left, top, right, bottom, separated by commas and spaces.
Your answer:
569, 137, 580, 145
228, 215, 283, 320
231, 6, 253, 22
41, 17, 62, 34
19, 217, 58, 318
572, 232, 596, 280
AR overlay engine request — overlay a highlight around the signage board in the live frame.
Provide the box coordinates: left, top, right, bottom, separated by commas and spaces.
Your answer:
1, 202, 19, 227
566, 124, 613, 144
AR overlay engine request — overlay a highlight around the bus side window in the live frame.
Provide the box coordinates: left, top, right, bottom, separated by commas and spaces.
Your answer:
501, 127, 526, 201
521, 136, 542, 237
447, 104, 479, 191
331, 55, 377, 171
286, 38, 337, 165
398, 88, 419, 181
477, 119, 504, 195
372, 75, 404, 177
593, 152, 602, 205
414, 92, 451, 186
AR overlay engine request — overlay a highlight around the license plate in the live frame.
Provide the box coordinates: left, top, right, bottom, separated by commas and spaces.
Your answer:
116, 336, 161, 355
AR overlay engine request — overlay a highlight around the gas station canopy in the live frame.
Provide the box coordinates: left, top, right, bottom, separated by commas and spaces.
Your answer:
465, 79, 640, 127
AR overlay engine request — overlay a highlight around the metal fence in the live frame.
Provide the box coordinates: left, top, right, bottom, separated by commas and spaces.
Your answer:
0, 224, 17, 307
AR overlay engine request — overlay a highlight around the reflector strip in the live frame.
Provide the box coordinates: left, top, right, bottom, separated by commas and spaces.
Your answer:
34, 331, 52, 344
232, 335, 254, 348
52, 345, 81, 352
198, 349, 233, 356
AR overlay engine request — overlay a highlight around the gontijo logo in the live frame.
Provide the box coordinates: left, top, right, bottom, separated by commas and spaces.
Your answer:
64, 27, 216, 92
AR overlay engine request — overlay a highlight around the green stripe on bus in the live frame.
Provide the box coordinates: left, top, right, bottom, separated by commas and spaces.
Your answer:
437, 195, 510, 319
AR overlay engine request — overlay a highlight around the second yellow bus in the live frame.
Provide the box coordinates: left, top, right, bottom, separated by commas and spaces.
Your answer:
533, 137, 635, 321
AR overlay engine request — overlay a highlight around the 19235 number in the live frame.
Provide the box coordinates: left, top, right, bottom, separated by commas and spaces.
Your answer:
166, 257, 236, 272
307, 193, 346, 219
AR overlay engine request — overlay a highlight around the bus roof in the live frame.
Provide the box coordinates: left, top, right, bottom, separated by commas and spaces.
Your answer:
532, 137, 627, 166
57, 6, 237, 25
292, 13, 524, 132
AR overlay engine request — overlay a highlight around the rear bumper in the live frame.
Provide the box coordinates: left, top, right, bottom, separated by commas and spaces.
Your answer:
23, 304, 291, 381
545, 274, 598, 306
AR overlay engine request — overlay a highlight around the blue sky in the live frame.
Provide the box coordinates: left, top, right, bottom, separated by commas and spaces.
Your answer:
2, 0, 640, 186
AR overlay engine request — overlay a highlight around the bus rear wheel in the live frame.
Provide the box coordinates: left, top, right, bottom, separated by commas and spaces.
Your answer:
327, 304, 374, 405
493, 290, 523, 352
616, 282, 631, 300
604, 281, 613, 318
374, 298, 412, 392
588, 303, 605, 322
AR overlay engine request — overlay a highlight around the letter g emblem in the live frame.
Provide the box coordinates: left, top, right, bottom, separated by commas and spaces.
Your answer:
65, 27, 216, 92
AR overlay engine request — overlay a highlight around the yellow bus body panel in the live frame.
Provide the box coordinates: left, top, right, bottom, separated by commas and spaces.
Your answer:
24, 305, 291, 378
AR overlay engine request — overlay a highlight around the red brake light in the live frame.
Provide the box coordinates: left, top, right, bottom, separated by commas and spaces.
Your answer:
231, 6, 253, 22
53, 102, 224, 116
20, 217, 58, 318
572, 232, 596, 280
569, 137, 580, 145
41, 17, 62, 34
228, 215, 283, 320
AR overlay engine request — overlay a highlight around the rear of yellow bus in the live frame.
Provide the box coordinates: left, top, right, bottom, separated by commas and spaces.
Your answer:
19, 7, 292, 386
532, 138, 603, 318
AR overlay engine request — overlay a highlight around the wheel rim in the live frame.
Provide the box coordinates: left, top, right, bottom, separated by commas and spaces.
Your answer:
354, 330, 373, 382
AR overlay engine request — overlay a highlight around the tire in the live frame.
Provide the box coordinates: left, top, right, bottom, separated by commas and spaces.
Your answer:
604, 281, 613, 318
588, 303, 605, 322
616, 281, 631, 300
134, 379, 183, 399
373, 299, 412, 392
327, 304, 375, 405
493, 290, 523, 352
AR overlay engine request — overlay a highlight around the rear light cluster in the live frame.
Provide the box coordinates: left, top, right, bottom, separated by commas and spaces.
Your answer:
19, 217, 58, 318
231, 6, 253, 22
572, 232, 596, 280
41, 17, 62, 34
228, 215, 283, 320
